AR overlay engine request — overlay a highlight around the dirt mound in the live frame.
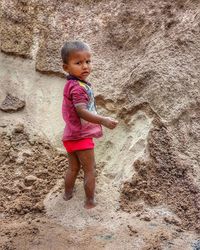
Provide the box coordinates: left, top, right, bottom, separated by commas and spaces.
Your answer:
0, 217, 105, 250
0, 123, 68, 217
120, 120, 200, 232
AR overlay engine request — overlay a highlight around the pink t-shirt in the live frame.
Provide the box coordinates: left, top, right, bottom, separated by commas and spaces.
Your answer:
62, 75, 103, 141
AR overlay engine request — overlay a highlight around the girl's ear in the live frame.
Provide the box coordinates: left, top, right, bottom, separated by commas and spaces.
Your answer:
63, 64, 68, 72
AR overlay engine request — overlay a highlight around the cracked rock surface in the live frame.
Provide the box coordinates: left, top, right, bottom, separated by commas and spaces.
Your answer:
0, 0, 200, 249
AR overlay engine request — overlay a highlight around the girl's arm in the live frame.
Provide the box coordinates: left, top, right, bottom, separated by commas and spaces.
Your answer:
76, 105, 118, 129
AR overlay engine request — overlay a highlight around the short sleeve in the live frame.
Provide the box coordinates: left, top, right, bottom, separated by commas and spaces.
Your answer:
71, 83, 89, 107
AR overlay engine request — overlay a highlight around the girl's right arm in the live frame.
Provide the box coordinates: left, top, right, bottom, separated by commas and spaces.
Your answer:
76, 105, 118, 129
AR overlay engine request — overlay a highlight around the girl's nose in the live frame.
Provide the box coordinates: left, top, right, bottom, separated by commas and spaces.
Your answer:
82, 62, 88, 69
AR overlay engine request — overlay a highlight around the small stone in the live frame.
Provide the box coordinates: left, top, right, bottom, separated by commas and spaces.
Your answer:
16, 157, 24, 165
36, 170, 48, 178
28, 138, 36, 145
24, 175, 38, 186
127, 225, 138, 235
24, 186, 33, 191
0, 123, 7, 128
164, 216, 182, 226
23, 208, 30, 213
16, 182, 25, 190
13, 232, 18, 237
34, 202, 44, 212
24, 213, 30, 220
1, 131, 7, 136
0, 213, 5, 219
142, 215, 151, 221
22, 149, 33, 157
19, 210, 25, 215
13, 123, 24, 133
0, 94, 25, 112
15, 204, 22, 212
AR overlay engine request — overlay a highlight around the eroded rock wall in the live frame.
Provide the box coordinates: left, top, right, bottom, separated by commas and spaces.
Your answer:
0, 0, 200, 233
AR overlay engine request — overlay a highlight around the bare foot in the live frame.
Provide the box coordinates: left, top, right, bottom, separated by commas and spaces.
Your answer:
84, 200, 97, 209
63, 193, 73, 201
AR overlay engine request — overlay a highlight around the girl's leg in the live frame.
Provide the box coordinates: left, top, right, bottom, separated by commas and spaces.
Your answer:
63, 152, 81, 200
76, 149, 96, 209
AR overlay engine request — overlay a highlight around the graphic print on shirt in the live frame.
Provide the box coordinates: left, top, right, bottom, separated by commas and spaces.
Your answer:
78, 81, 97, 126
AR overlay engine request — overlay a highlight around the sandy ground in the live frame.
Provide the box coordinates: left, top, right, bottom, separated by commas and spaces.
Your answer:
1, 190, 199, 250
0, 121, 199, 250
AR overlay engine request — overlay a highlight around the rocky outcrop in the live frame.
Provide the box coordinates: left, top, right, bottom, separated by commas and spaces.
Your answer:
0, 0, 200, 238
0, 124, 67, 216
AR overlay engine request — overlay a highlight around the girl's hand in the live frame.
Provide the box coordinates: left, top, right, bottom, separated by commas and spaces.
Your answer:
101, 117, 118, 129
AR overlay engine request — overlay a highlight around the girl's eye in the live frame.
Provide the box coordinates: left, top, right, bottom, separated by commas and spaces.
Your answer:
76, 62, 81, 65
86, 60, 91, 64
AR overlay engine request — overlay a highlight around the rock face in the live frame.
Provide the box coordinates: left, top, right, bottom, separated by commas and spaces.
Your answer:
0, 0, 200, 245
0, 124, 68, 216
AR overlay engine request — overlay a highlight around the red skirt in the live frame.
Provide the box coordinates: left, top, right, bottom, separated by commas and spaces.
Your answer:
63, 138, 94, 153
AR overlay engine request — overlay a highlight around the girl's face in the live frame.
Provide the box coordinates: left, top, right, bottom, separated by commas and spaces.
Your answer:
63, 50, 92, 81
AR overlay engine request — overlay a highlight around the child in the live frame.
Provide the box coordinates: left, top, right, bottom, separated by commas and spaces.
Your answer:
61, 41, 118, 209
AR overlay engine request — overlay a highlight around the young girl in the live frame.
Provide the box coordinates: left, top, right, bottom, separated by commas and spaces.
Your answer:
61, 41, 118, 209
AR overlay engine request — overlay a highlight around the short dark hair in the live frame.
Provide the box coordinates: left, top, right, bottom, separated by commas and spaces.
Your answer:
61, 41, 90, 64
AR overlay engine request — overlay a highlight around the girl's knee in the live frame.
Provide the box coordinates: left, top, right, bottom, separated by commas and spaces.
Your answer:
84, 166, 95, 176
68, 167, 80, 175
82, 163, 96, 174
